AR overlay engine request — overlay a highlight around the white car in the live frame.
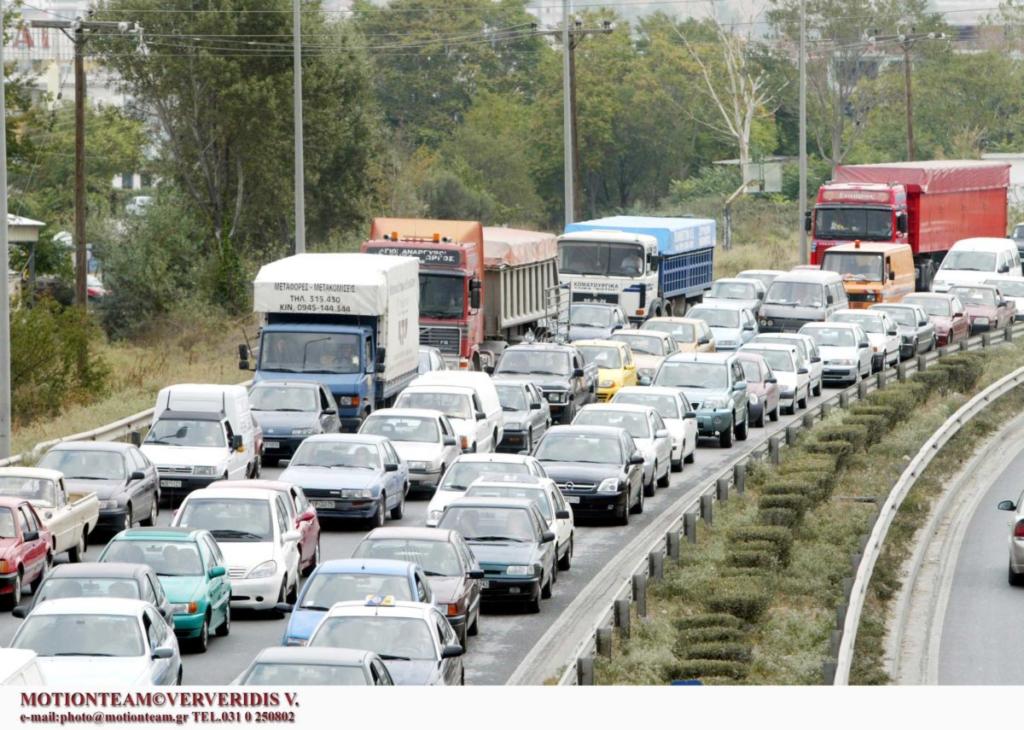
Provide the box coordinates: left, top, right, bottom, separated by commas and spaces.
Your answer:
359, 408, 461, 494
985, 276, 1024, 320
610, 386, 697, 471
828, 308, 900, 371
425, 453, 549, 527
395, 385, 497, 454
9, 598, 182, 686
464, 476, 575, 571
573, 403, 673, 495
0, 648, 44, 685
798, 322, 872, 386
750, 332, 823, 396
739, 343, 810, 415
172, 487, 301, 612
610, 329, 679, 385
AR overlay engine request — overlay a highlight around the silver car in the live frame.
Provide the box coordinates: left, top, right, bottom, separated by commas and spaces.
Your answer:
687, 301, 759, 351
572, 403, 673, 496
998, 494, 1024, 585
494, 380, 552, 453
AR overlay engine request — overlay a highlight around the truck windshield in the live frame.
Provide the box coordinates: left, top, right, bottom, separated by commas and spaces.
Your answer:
260, 332, 361, 375
558, 242, 644, 276
765, 282, 824, 307
0, 477, 55, 504
821, 252, 884, 282
814, 207, 892, 240
495, 350, 570, 376
145, 419, 225, 448
249, 386, 318, 412
577, 346, 622, 369
941, 251, 997, 272
420, 273, 464, 319
396, 391, 473, 420
39, 449, 126, 480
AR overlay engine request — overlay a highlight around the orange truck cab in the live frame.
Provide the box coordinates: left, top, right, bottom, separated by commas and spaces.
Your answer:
819, 242, 915, 309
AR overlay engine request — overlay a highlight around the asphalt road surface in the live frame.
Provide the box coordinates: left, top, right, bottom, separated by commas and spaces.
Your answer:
0, 385, 841, 685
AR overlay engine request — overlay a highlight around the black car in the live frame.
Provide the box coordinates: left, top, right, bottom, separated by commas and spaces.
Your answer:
13, 562, 172, 623
248, 381, 342, 465
490, 343, 597, 424
531, 425, 645, 525
38, 441, 160, 532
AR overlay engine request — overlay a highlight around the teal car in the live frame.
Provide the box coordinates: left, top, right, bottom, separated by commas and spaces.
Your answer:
653, 352, 750, 448
98, 527, 231, 653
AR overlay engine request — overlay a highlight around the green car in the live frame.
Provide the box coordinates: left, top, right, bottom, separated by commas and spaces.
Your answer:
98, 527, 231, 653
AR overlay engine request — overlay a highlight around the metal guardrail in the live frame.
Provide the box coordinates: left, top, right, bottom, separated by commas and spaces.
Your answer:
518, 322, 1023, 686
833, 356, 1024, 685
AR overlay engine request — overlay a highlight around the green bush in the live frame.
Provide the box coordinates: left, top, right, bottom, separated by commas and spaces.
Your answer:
666, 659, 750, 681
849, 403, 901, 427
717, 566, 769, 579
725, 548, 779, 570
844, 414, 888, 445
867, 382, 925, 415
671, 613, 745, 632
701, 579, 772, 622
778, 452, 839, 475
675, 626, 747, 645
804, 438, 853, 463
815, 423, 869, 451
759, 494, 809, 515
682, 642, 752, 662
935, 354, 984, 392
728, 526, 793, 564
913, 368, 950, 393
757, 506, 801, 527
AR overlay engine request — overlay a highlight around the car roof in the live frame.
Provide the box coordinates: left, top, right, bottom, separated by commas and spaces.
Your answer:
643, 316, 705, 325
315, 559, 417, 576
754, 332, 812, 341
833, 308, 887, 317
0, 467, 63, 481
300, 433, 389, 446
444, 496, 539, 511
871, 303, 918, 310
951, 237, 1015, 250
904, 292, 956, 300
467, 477, 548, 491
366, 408, 444, 420
250, 381, 321, 390
801, 321, 863, 331
712, 277, 760, 285
613, 386, 683, 398
156, 410, 224, 422
690, 300, 752, 311
403, 384, 476, 396
363, 527, 454, 542
185, 487, 276, 501
611, 328, 665, 338
572, 339, 627, 349
323, 600, 437, 620
27, 597, 150, 616
0, 496, 37, 510
505, 343, 573, 353
579, 403, 657, 415
826, 242, 911, 253
771, 270, 843, 283
209, 479, 298, 493
450, 453, 533, 465
251, 647, 374, 666
986, 276, 1024, 284
738, 269, 787, 276
48, 562, 150, 579
545, 424, 628, 438
664, 351, 734, 364
47, 441, 133, 453
741, 343, 797, 353
949, 283, 999, 292
114, 527, 204, 541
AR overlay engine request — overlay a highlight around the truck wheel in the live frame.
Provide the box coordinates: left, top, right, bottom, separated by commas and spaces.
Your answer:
68, 529, 87, 563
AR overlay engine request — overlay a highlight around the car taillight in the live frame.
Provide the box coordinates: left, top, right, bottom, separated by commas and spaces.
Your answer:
0, 560, 9, 573
460, 436, 469, 450
1013, 521, 1024, 539
446, 603, 460, 617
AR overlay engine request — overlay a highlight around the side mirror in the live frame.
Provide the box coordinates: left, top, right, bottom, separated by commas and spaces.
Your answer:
998, 500, 1017, 511
655, 429, 669, 439
230, 434, 243, 451
540, 530, 556, 543
920, 320, 929, 327
732, 381, 747, 391
443, 435, 457, 447
685, 411, 697, 419
152, 647, 174, 660
797, 368, 809, 375
237, 344, 250, 371
384, 462, 398, 472
953, 311, 964, 319
323, 408, 337, 416
484, 365, 495, 375
859, 341, 869, 348
766, 377, 778, 384
573, 368, 585, 378
803, 211, 812, 232
888, 270, 896, 281
467, 569, 485, 580
555, 509, 571, 520
283, 529, 301, 543
22, 530, 39, 542
208, 566, 226, 579
441, 644, 465, 659
742, 323, 754, 331
811, 356, 821, 363
470, 285, 481, 311
888, 329, 898, 336
12, 605, 27, 619
629, 452, 644, 465
826, 294, 835, 305
475, 411, 486, 421
897, 212, 909, 234
376, 347, 387, 374
130, 470, 146, 481
529, 401, 541, 410
275, 602, 294, 614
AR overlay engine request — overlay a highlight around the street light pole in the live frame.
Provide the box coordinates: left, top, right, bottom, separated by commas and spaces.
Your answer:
798, 0, 808, 265
0, 0, 12, 458
293, 0, 306, 254
561, 0, 573, 226
901, 36, 914, 161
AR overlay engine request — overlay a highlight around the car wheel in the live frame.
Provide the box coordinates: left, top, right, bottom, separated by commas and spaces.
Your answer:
684, 447, 696, 464
191, 615, 209, 654
272, 581, 288, 619
631, 484, 645, 514
1009, 562, 1024, 587
456, 621, 468, 647
797, 388, 808, 410
1, 571, 21, 610
671, 454, 683, 472
369, 496, 386, 529
735, 411, 749, 441
468, 609, 480, 636
215, 603, 231, 637
142, 496, 158, 527
617, 499, 630, 525
123, 504, 133, 532
657, 464, 670, 488
643, 469, 656, 497
769, 404, 780, 422
541, 571, 553, 599
176, 666, 183, 686
558, 535, 573, 571
68, 529, 87, 563
302, 540, 320, 577
527, 588, 541, 614
754, 407, 765, 428
390, 490, 405, 520
719, 423, 733, 448
813, 381, 822, 397
30, 554, 49, 593
525, 428, 533, 454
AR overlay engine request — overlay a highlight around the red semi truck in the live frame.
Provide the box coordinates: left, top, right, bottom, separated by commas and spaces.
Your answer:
361, 219, 558, 370
808, 161, 1010, 290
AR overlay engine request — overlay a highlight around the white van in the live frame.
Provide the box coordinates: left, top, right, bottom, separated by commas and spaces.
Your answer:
933, 238, 1022, 291
0, 649, 45, 685
395, 372, 503, 453
142, 384, 262, 500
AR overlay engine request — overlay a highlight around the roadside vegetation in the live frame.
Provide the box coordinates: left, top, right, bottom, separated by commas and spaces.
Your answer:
595, 343, 1024, 685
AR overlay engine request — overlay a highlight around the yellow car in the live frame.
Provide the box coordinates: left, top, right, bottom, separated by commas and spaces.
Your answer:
574, 339, 637, 401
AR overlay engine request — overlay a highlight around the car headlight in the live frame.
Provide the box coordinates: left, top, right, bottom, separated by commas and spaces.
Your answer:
99, 500, 120, 510
702, 396, 731, 409
429, 509, 444, 522
748, 393, 759, 405
504, 422, 523, 431
597, 477, 620, 493
291, 427, 316, 436
409, 461, 429, 471
193, 466, 218, 477
717, 341, 736, 348
337, 396, 360, 407
599, 379, 614, 389
546, 391, 566, 404
506, 565, 532, 575
171, 602, 198, 615
829, 359, 855, 366
343, 488, 373, 499
285, 637, 307, 647
975, 317, 990, 325
246, 560, 278, 579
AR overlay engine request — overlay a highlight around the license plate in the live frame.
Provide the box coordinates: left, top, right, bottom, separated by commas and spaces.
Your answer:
481, 580, 490, 588
265, 441, 280, 449
160, 480, 182, 488
566, 496, 580, 504
311, 500, 335, 509
508, 587, 520, 594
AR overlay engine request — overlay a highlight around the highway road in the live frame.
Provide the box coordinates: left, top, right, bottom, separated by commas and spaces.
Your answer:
0, 383, 843, 685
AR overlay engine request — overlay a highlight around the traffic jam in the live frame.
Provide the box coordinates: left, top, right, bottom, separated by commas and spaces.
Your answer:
1, 161, 1022, 687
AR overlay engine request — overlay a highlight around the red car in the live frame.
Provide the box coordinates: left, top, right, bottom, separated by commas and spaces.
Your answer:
206, 479, 321, 576
903, 293, 971, 347
0, 497, 52, 609
735, 351, 781, 427
948, 285, 1016, 335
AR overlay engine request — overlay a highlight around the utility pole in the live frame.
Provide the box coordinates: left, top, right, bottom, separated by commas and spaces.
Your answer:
0, 0, 11, 458
31, 16, 142, 308
798, 0, 808, 265
292, 0, 305, 254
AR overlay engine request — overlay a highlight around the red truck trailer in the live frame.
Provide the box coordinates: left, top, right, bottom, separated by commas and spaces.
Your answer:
808, 161, 1009, 290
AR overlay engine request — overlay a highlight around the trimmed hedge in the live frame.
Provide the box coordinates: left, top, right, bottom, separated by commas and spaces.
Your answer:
935, 354, 984, 391
849, 403, 901, 427
913, 367, 949, 393
804, 438, 853, 462
868, 382, 925, 414
671, 613, 745, 631
777, 452, 839, 476
758, 507, 801, 527
728, 526, 794, 564
725, 548, 779, 570
844, 414, 888, 445
666, 659, 749, 681
759, 494, 809, 515
814, 423, 870, 451
675, 626, 746, 645
701, 579, 772, 622
681, 642, 752, 662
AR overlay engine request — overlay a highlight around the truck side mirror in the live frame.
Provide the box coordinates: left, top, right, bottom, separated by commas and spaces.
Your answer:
376, 347, 386, 374
803, 211, 812, 233
470, 279, 481, 311
897, 213, 909, 234
889, 270, 895, 281
237, 344, 250, 371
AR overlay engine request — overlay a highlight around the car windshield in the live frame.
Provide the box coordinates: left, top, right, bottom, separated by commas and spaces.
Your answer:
291, 441, 381, 469
177, 498, 273, 542
941, 250, 997, 272
642, 320, 695, 342
13, 614, 144, 657
465, 485, 553, 520
739, 360, 765, 382
438, 505, 538, 542
709, 281, 757, 300
654, 362, 727, 389
558, 241, 644, 276
803, 327, 857, 348
0, 508, 15, 538
300, 573, 414, 608
831, 312, 883, 333
102, 539, 204, 577
533, 432, 622, 464
570, 305, 614, 328
249, 386, 318, 412
260, 332, 361, 375
821, 252, 884, 281
689, 307, 739, 329
950, 287, 998, 306
738, 272, 779, 289
765, 281, 824, 307
814, 207, 892, 240
420, 273, 464, 319
904, 297, 951, 317
361, 416, 439, 444
0, 477, 56, 504
612, 393, 679, 419
353, 539, 462, 577
311, 616, 435, 661
989, 280, 1024, 297
495, 350, 570, 376
145, 418, 225, 448
612, 333, 664, 356
242, 662, 368, 686
36, 577, 141, 603
743, 349, 794, 372
495, 385, 528, 411
38, 449, 126, 480
438, 461, 530, 492
395, 391, 473, 420
875, 307, 916, 326
754, 336, 808, 359
577, 346, 622, 369
1014, 224, 1024, 241
574, 410, 651, 439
